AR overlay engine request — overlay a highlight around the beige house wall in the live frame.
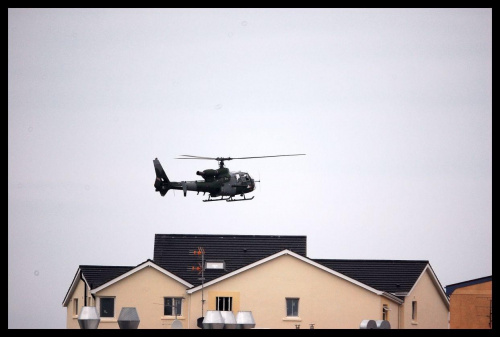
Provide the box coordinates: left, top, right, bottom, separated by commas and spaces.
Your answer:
65, 278, 88, 329
187, 254, 399, 329
381, 297, 400, 329
96, 266, 189, 329
67, 266, 190, 329
402, 268, 449, 329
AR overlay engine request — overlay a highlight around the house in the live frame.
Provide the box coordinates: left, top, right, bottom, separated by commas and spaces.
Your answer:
62, 234, 449, 329
445, 276, 492, 329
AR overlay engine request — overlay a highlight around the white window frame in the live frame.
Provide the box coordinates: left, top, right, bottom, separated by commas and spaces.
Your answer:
286, 298, 299, 317
411, 300, 418, 322
99, 297, 115, 318
164, 297, 183, 317
382, 304, 389, 320
73, 298, 79, 316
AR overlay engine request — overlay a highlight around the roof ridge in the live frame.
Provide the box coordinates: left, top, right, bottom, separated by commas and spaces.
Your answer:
154, 233, 307, 237
312, 259, 429, 262
79, 264, 135, 268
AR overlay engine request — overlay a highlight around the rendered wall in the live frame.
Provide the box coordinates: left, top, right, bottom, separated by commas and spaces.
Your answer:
95, 266, 189, 329
65, 279, 87, 329
402, 268, 449, 329
187, 254, 397, 329
66, 266, 190, 329
381, 298, 400, 329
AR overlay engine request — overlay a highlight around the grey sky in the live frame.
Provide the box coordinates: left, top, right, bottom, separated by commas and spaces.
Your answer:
8, 8, 491, 329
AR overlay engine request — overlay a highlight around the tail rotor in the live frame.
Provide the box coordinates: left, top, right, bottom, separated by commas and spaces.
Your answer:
253, 171, 261, 193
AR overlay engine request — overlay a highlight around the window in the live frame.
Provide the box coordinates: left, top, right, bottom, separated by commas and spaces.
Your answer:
216, 297, 232, 311
73, 298, 78, 316
382, 304, 389, 320
286, 298, 299, 317
411, 301, 417, 321
206, 261, 225, 270
100, 297, 115, 318
164, 297, 183, 316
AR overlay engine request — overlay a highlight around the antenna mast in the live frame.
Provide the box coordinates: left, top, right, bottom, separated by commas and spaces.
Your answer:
190, 247, 206, 318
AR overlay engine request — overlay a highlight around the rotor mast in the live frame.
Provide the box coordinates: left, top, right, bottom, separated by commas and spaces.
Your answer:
215, 157, 232, 169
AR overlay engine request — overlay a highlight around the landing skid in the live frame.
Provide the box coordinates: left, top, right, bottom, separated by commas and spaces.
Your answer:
203, 196, 255, 202
203, 196, 227, 202
227, 196, 254, 202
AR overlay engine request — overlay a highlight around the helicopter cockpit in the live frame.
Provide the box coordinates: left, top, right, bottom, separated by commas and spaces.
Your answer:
234, 172, 252, 183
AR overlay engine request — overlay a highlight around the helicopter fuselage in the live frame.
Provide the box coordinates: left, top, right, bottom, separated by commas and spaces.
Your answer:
173, 170, 255, 197
154, 158, 255, 201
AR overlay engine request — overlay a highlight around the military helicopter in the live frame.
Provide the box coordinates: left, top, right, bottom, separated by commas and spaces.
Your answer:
153, 154, 305, 202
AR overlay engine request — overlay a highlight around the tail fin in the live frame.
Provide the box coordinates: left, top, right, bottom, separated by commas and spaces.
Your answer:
153, 158, 170, 196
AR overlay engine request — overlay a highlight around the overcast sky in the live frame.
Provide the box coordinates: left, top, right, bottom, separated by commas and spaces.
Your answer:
8, 8, 491, 329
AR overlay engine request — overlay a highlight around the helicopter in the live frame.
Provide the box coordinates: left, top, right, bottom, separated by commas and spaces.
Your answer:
153, 154, 305, 202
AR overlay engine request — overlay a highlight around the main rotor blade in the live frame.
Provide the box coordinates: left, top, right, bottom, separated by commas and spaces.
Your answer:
176, 155, 217, 160
230, 154, 306, 160
175, 154, 306, 161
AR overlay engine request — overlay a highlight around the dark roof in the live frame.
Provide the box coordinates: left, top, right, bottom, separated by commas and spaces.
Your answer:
75, 235, 432, 299
80, 265, 134, 290
445, 275, 492, 296
153, 234, 307, 286
312, 259, 429, 296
